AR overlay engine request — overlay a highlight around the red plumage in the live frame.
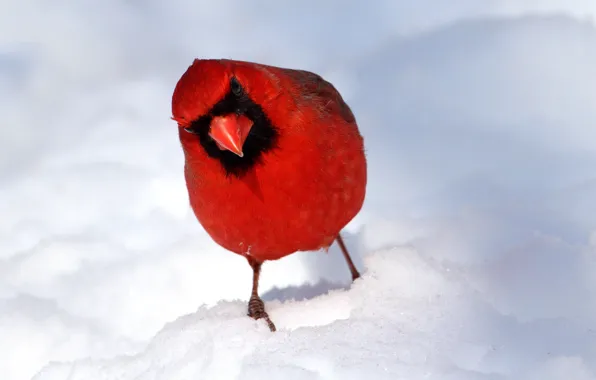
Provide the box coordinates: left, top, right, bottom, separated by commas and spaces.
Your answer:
171, 59, 366, 331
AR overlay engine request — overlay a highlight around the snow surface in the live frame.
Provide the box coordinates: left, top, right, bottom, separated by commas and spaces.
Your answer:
2, 2, 596, 380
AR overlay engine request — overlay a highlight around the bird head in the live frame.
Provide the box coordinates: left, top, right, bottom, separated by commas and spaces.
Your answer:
171, 59, 280, 177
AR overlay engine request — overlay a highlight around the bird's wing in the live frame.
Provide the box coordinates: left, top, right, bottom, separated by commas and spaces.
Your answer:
278, 68, 356, 124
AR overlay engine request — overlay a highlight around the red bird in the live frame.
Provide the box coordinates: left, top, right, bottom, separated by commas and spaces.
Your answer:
171, 59, 367, 331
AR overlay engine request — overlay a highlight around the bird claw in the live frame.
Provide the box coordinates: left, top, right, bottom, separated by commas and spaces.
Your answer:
248, 295, 276, 332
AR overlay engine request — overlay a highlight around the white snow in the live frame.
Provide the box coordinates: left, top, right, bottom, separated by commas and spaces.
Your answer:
1, 2, 596, 380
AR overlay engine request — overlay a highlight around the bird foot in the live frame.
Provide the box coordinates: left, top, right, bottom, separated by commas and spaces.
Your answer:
248, 295, 276, 332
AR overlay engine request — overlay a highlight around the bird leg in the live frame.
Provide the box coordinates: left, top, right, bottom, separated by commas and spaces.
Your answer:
246, 256, 276, 332
336, 234, 361, 281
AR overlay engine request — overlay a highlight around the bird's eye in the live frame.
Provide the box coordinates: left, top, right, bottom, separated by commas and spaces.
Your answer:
230, 77, 243, 96
184, 127, 197, 134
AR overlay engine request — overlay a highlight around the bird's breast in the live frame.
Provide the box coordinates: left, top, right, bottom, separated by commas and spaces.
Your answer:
184, 129, 366, 262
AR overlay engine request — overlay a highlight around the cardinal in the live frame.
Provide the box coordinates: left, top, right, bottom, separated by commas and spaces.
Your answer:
171, 59, 367, 331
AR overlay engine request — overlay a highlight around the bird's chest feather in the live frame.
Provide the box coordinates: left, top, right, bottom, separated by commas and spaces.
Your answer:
183, 132, 365, 259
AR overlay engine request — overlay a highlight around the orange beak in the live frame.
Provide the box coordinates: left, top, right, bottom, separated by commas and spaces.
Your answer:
209, 115, 254, 157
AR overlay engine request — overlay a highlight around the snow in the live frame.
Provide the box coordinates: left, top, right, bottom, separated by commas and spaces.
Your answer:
2, 2, 596, 380
31, 249, 482, 380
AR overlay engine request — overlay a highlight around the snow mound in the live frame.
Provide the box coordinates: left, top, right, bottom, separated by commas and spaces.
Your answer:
33, 247, 596, 380
34, 248, 472, 379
